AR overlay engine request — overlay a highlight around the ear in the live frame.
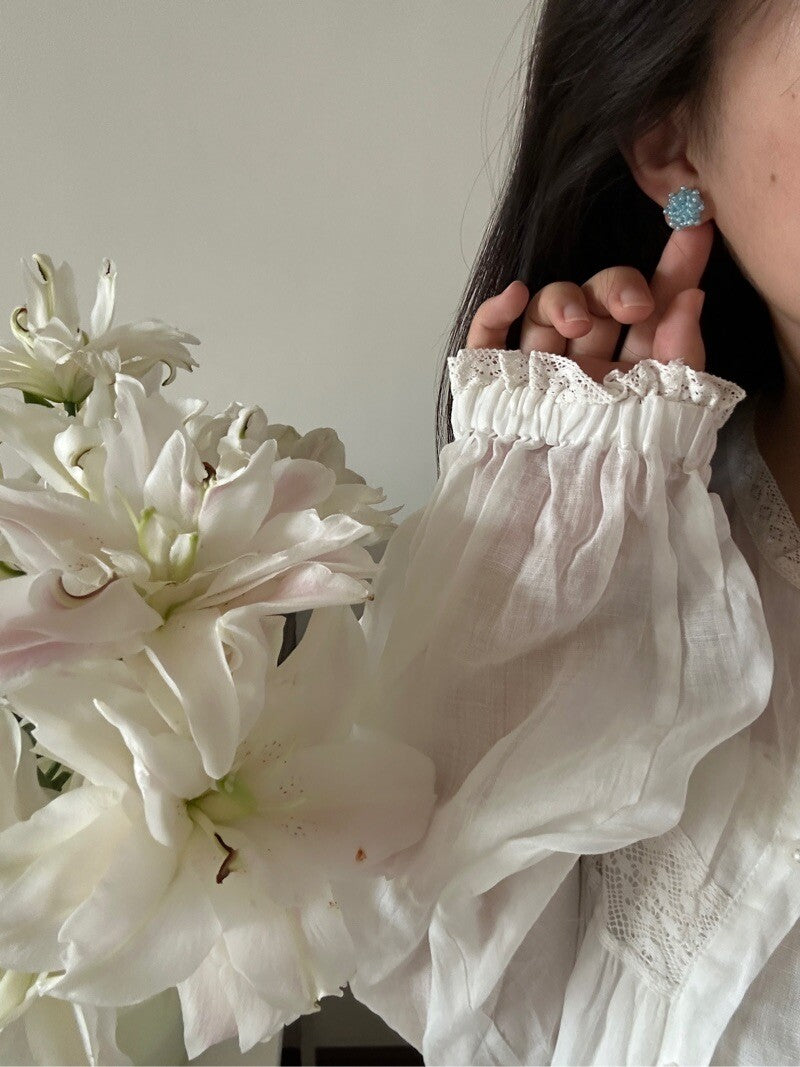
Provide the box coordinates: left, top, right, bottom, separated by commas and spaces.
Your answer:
619, 108, 714, 220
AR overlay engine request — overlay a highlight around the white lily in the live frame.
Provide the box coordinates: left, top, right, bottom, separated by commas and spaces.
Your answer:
0, 374, 392, 777
186, 408, 404, 547
0, 253, 199, 407
0, 706, 130, 1066
0, 605, 436, 1057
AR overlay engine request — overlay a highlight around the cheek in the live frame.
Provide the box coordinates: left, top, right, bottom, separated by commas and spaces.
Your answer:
713, 118, 800, 312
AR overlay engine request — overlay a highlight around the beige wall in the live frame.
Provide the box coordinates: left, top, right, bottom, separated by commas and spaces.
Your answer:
0, 0, 535, 517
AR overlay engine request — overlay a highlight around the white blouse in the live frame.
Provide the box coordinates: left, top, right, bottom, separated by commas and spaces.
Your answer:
341, 347, 796, 1066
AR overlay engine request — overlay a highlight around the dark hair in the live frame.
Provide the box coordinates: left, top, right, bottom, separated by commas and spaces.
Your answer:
434, 0, 785, 464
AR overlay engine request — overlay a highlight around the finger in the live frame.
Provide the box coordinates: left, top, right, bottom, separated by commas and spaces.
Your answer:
651, 288, 706, 372
581, 265, 655, 320
465, 280, 530, 350
618, 221, 714, 364
565, 266, 654, 362
520, 280, 593, 356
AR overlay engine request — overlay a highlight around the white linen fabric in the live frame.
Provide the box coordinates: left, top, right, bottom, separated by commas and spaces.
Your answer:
702, 396, 800, 1066
556, 394, 800, 1067
342, 348, 779, 1066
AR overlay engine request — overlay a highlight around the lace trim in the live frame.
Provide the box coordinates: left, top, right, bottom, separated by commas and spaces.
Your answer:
583, 824, 734, 997
725, 400, 800, 592
448, 349, 746, 428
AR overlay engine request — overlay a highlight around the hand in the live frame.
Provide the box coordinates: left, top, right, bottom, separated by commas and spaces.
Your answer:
464, 221, 715, 383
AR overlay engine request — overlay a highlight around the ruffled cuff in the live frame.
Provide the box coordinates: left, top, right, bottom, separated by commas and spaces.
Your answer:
448, 349, 747, 471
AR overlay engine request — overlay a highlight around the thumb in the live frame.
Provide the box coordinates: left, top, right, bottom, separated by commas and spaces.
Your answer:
651, 288, 706, 372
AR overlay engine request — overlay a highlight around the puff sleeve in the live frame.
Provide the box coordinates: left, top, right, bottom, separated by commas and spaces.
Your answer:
340, 348, 775, 1065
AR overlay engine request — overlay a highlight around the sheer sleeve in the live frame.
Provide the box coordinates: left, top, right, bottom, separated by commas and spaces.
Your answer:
341, 348, 775, 1066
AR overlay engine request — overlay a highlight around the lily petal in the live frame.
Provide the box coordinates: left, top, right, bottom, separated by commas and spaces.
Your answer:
205, 560, 373, 616
89, 259, 117, 338
239, 604, 367, 756
0, 479, 125, 574
51, 822, 217, 1006
200, 843, 330, 1014
194, 511, 374, 610
0, 393, 81, 496
242, 724, 436, 881
194, 439, 278, 570
22, 255, 80, 334
176, 949, 237, 1059
0, 570, 163, 689
93, 694, 208, 844
91, 321, 200, 387
7, 661, 138, 792
134, 608, 274, 781
0, 706, 43, 830
0, 786, 127, 973
142, 429, 205, 531
101, 376, 186, 524
261, 457, 337, 520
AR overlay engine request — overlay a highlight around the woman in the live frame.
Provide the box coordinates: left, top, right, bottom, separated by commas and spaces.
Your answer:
339, 0, 800, 1063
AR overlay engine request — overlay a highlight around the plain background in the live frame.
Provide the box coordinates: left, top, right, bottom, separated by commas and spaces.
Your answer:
0, 0, 539, 518
0, 0, 540, 1058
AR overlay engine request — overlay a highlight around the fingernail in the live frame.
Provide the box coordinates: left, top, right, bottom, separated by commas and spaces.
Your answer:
619, 289, 650, 308
563, 302, 590, 323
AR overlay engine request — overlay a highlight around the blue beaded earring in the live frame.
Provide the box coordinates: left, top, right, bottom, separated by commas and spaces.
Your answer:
663, 186, 706, 229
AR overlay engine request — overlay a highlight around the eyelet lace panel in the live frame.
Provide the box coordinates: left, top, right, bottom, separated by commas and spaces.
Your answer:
448, 349, 746, 430
725, 400, 800, 592
583, 824, 734, 997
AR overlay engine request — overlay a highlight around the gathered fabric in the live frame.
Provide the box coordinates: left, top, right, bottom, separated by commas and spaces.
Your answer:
341, 348, 782, 1065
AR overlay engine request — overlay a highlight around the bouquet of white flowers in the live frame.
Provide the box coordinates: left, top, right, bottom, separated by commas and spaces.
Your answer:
0, 254, 436, 1065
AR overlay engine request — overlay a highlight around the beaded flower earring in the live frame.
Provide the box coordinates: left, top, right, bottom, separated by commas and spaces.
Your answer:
663, 186, 706, 229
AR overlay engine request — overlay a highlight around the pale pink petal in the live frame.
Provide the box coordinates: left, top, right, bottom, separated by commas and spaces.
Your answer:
194, 440, 278, 570
248, 509, 368, 559
312, 543, 380, 577
193, 508, 375, 611
210, 561, 373, 616
0, 481, 125, 578
261, 457, 337, 520
0, 570, 162, 688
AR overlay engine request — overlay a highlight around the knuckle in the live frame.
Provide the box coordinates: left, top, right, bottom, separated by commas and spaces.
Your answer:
543, 280, 585, 314
541, 279, 577, 301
